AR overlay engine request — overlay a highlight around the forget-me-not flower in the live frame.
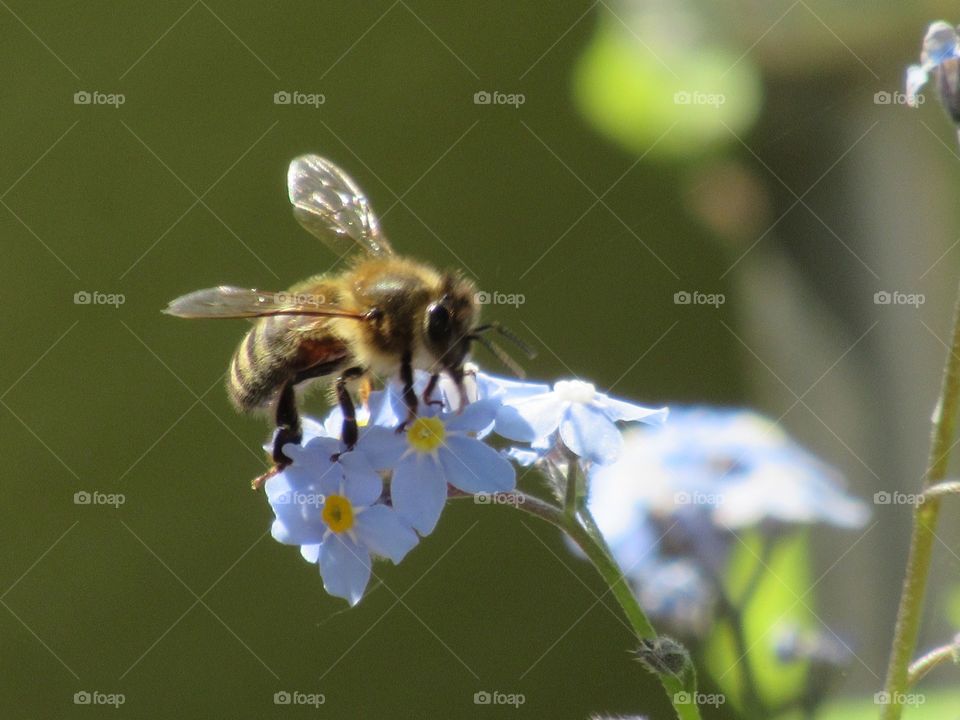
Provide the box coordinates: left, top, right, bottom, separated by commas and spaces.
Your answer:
364, 400, 516, 535
486, 374, 668, 464
266, 437, 418, 606
907, 21, 960, 118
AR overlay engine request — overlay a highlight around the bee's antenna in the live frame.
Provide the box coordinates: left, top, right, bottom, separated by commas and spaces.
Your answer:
473, 322, 537, 360
469, 333, 527, 379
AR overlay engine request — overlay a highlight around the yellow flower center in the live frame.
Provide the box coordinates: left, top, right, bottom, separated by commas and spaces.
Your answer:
406, 416, 446, 453
322, 495, 355, 534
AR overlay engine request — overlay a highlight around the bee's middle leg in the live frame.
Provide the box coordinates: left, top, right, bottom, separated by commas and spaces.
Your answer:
422, 372, 442, 408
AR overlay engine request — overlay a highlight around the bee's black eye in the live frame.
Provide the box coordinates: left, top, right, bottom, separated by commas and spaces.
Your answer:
427, 302, 451, 343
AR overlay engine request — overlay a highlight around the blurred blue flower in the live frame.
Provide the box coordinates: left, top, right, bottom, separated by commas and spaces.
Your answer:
906, 21, 960, 115
266, 438, 418, 606
589, 407, 869, 533
365, 400, 516, 535
637, 558, 717, 638
584, 407, 869, 635
486, 374, 668, 464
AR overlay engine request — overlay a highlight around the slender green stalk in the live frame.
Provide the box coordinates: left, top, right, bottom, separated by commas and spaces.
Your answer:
881, 277, 960, 719
497, 489, 702, 720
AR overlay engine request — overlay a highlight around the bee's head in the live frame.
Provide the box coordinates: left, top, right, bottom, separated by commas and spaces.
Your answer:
423, 273, 479, 380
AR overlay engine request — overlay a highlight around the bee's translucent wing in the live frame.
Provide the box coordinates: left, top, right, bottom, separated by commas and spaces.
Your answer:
287, 155, 393, 257
163, 286, 364, 320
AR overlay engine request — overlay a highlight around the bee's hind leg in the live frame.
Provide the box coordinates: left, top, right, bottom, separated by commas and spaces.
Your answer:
251, 383, 301, 490
272, 382, 302, 464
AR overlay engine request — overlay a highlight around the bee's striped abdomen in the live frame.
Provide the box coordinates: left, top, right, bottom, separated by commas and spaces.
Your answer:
228, 317, 293, 411
227, 315, 350, 413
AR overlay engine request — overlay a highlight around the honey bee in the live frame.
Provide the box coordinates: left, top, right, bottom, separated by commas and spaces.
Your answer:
164, 155, 530, 488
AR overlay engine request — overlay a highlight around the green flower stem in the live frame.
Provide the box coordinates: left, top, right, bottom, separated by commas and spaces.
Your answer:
881, 277, 960, 719
564, 450, 579, 518
907, 634, 960, 688
494, 490, 703, 720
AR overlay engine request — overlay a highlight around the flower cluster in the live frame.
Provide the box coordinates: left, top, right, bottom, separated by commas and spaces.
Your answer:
906, 21, 960, 121
265, 368, 667, 605
585, 408, 869, 636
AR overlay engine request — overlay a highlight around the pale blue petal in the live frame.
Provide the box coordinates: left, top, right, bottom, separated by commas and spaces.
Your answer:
300, 544, 321, 563
596, 394, 669, 425
317, 469, 347, 500
439, 436, 515, 494
354, 505, 419, 563
357, 426, 407, 471
367, 388, 401, 427
267, 471, 327, 545
505, 446, 541, 467
446, 399, 499, 433
906, 64, 929, 106
495, 392, 566, 441
391, 455, 448, 535
559, 403, 623, 465
385, 372, 433, 420
339, 452, 383, 507
319, 534, 371, 606
301, 415, 332, 442
271, 505, 325, 545
474, 372, 550, 402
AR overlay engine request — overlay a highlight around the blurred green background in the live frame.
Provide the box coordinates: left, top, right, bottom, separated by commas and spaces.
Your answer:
4, 1, 960, 718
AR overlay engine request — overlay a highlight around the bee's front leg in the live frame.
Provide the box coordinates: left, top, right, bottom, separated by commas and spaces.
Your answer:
335, 366, 366, 453
396, 350, 418, 433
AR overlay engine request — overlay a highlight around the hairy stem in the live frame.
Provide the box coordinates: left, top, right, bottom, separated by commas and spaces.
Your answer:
907, 635, 960, 688
881, 278, 960, 719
